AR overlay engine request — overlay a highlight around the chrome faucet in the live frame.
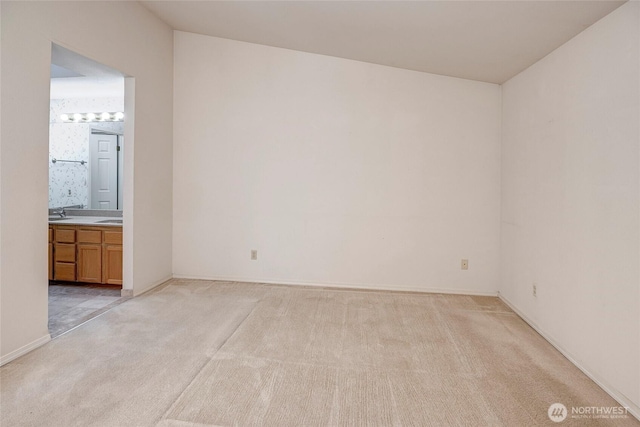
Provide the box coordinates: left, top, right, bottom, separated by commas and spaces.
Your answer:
55, 208, 66, 218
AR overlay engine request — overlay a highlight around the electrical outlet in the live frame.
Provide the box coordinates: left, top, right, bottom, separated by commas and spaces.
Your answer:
251, 250, 257, 260
532, 283, 537, 297
461, 259, 468, 270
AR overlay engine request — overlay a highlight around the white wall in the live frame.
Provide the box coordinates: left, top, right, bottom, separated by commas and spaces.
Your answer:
173, 31, 501, 294
501, 1, 640, 414
0, 1, 173, 362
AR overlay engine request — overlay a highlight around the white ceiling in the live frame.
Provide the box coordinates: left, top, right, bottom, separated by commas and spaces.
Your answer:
51, 44, 124, 79
50, 44, 125, 99
50, 77, 124, 99
141, 0, 625, 84
50, 64, 84, 79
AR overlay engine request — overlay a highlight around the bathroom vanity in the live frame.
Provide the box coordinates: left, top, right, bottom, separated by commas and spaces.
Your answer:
49, 218, 122, 285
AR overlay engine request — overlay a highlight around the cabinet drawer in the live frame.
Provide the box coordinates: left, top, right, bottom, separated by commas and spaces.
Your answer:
54, 262, 76, 281
77, 229, 102, 244
55, 243, 76, 262
55, 228, 76, 243
104, 231, 122, 245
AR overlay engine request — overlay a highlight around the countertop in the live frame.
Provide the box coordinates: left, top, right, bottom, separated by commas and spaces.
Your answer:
48, 216, 123, 227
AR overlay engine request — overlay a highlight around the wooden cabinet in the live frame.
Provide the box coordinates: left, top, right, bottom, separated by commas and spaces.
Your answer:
103, 245, 123, 285
55, 244, 76, 262
102, 228, 123, 285
104, 231, 122, 245
77, 244, 102, 283
77, 228, 104, 283
78, 229, 102, 244
53, 226, 77, 281
55, 228, 76, 243
55, 262, 76, 282
49, 224, 122, 286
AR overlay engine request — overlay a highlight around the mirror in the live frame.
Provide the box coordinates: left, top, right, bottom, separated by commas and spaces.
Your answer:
49, 44, 125, 211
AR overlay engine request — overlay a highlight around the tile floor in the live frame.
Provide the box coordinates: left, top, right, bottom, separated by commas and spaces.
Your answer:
48, 284, 128, 338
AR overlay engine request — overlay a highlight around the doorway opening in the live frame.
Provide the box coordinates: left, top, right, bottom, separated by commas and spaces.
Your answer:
48, 44, 130, 337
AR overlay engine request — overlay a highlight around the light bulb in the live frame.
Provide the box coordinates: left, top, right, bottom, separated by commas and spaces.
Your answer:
115, 112, 124, 121
86, 113, 96, 121
73, 113, 82, 122
60, 114, 69, 121
101, 112, 111, 121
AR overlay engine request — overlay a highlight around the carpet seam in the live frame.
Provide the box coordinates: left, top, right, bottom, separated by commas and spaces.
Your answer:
157, 292, 267, 425
157, 355, 213, 425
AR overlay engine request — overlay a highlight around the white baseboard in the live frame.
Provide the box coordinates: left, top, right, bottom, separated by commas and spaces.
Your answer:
133, 275, 174, 297
0, 334, 51, 367
172, 274, 498, 297
498, 292, 640, 422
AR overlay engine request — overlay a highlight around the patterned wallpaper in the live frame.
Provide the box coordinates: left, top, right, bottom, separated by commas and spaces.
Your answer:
49, 97, 124, 208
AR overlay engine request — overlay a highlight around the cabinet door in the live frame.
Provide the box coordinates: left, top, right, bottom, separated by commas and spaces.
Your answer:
103, 245, 123, 285
77, 244, 102, 283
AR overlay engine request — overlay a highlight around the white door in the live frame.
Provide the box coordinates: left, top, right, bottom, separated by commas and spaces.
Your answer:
89, 133, 118, 209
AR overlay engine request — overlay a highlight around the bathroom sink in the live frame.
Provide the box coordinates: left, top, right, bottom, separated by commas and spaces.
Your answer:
96, 219, 123, 224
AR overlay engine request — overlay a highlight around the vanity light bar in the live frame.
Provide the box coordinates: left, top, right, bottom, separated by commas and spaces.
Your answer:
60, 112, 124, 122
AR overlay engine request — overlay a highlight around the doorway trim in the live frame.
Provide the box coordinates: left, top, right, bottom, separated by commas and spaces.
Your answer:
121, 77, 135, 297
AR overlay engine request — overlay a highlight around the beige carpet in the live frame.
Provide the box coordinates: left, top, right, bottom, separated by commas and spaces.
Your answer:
1, 280, 637, 426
